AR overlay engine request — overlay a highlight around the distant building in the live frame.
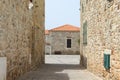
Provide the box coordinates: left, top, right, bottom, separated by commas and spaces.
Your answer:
45, 30, 51, 54
45, 24, 80, 55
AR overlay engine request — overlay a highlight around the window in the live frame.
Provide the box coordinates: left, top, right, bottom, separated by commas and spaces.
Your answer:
83, 21, 87, 45
67, 39, 71, 48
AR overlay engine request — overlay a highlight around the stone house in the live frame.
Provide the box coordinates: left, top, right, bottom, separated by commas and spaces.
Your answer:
80, 0, 120, 80
45, 30, 51, 54
0, 0, 45, 80
45, 24, 80, 55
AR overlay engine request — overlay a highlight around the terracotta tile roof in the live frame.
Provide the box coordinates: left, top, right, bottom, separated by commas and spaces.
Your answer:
50, 24, 80, 32
45, 30, 49, 35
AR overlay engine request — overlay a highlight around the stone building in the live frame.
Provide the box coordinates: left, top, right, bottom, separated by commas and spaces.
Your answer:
80, 0, 120, 80
45, 30, 51, 54
45, 24, 80, 55
0, 0, 45, 80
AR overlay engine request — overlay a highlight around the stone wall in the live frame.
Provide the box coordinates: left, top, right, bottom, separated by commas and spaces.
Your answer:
80, 0, 120, 80
45, 34, 51, 44
45, 33, 52, 54
0, 0, 45, 80
31, 0, 45, 69
51, 31, 80, 55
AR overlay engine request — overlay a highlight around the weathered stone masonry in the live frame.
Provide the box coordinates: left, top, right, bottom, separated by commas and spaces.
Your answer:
0, 0, 45, 80
80, 0, 120, 80
45, 25, 80, 55
50, 31, 80, 55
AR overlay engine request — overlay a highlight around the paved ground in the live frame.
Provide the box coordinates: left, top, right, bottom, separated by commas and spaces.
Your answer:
18, 55, 102, 80
45, 55, 80, 64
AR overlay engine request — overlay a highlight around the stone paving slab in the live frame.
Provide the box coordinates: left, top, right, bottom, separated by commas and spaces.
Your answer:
45, 55, 80, 64
17, 55, 103, 80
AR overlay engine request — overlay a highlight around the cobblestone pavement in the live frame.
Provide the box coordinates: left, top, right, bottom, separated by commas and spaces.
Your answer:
18, 55, 102, 80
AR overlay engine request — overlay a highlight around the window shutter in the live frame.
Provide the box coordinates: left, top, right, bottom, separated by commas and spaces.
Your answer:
83, 21, 87, 45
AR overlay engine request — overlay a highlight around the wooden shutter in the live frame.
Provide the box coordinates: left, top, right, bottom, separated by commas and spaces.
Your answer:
83, 21, 87, 45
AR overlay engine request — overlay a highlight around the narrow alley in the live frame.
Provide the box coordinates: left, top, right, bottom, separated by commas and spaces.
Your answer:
1, 0, 120, 80
17, 55, 102, 80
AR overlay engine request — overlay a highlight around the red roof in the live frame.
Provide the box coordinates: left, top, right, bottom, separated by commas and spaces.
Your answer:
50, 24, 80, 32
45, 30, 49, 35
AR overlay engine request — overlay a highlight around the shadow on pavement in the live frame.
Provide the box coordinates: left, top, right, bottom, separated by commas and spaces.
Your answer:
40, 64, 85, 70
17, 64, 85, 80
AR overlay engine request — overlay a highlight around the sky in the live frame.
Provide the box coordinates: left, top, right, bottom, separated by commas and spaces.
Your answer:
45, 0, 80, 30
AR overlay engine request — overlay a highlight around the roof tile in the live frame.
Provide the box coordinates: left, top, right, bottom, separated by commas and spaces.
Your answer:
45, 30, 49, 35
50, 24, 80, 32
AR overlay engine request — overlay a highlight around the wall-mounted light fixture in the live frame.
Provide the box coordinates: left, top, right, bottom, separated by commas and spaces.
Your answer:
29, 0, 33, 10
